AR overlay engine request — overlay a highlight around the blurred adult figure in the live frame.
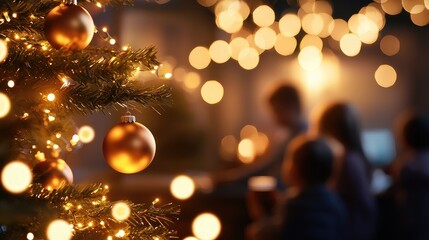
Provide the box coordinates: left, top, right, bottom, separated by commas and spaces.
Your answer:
211, 84, 307, 198
314, 102, 377, 240
393, 112, 429, 240
247, 135, 347, 240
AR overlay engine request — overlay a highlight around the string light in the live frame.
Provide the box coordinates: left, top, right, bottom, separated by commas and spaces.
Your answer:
27, 232, 34, 240
96, 2, 102, 8
102, 27, 108, 32
7, 80, 14, 88
112, 202, 131, 222
1, 161, 32, 194
109, 38, 116, 45
116, 230, 126, 238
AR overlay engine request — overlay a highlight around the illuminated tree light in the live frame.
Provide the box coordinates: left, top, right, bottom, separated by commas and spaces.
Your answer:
78, 125, 96, 143
46, 219, 73, 240
192, 213, 222, 240
112, 202, 131, 222
170, 175, 195, 200
47, 93, 56, 102
1, 161, 32, 194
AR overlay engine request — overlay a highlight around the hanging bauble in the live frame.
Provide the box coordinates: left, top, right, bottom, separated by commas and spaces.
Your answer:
32, 159, 73, 190
44, 1, 95, 51
103, 114, 156, 174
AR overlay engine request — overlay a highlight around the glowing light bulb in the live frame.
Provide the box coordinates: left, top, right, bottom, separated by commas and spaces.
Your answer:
46, 219, 73, 240
112, 202, 131, 222
27, 232, 34, 240
170, 175, 195, 200
116, 230, 126, 238
192, 213, 221, 240
1, 161, 32, 194
7, 80, 14, 88
47, 93, 55, 102
201, 80, 224, 104
78, 125, 95, 143
0, 92, 11, 118
109, 39, 116, 45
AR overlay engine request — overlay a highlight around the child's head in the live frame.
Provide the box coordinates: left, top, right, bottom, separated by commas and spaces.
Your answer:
400, 112, 429, 151
283, 135, 334, 187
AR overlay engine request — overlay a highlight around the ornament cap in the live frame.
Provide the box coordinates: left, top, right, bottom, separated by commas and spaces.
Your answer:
121, 113, 136, 123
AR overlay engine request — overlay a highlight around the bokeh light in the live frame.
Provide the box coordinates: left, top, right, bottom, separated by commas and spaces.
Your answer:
253, 132, 270, 156
274, 35, 297, 56
218, 10, 243, 33
248, 176, 276, 191
238, 138, 256, 163
329, 19, 349, 41
381, 0, 403, 15
0, 39, 8, 62
192, 213, 222, 240
78, 125, 95, 143
184, 237, 199, 240
375, 64, 397, 88
220, 135, 237, 160
112, 202, 131, 222
0, 92, 11, 118
184, 72, 201, 90
189, 46, 211, 69
209, 40, 231, 63
197, 0, 217, 7
46, 219, 72, 240
279, 13, 301, 37
47, 93, 55, 102
170, 175, 195, 200
27, 232, 34, 240
238, 47, 260, 70
201, 80, 224, 104
301, 13, 324, 35
1, 161, 32, 194
298, 46, 323, 71
254, 27, 277, 50
410, 9, 429, 26
340, 33, 362, 57
300, 34, 323, 50
252, 5, 275, 27
229, 37, 249, 60
380, 35, 400, 56
7, 80, 14, 88
240, 125, 258, 139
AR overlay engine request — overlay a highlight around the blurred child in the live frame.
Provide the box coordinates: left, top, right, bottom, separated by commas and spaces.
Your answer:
247, 135, 347, 240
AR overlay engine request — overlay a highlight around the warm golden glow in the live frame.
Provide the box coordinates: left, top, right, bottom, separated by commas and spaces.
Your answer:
78, 125, 95, 143
184, 237, 198, 240
300, 34, 323, 50
218, 10, 243, 33
189, 46, 211, 70
298, 46, 323, 71
27, 232, 34, 240
279, 13, 301, 37
209, 40, 231, 63
201, 80, 224, 104
0, 92, 11, 118
238, 138, 256, 164
46, 219, 72, 240
184, 72, 201, 90
274, 35, 297, 56
0, 39, 8, 62
248, 176, 276, 191
252, 5, 275, 27
7, 80, 14, 88
375, 64, 397, 88
1, 161, 32, 194
229, 37, 249, 60
254, 27, 277, 50
381, 0, 403, 15
340, 33, 362, 57
238, 47, 260, 70
329, 20, 347, 42
192, 213, 222, 240
253, 132, 270, 156
170, 175, 195, 200
112, 202, 131, 222
318, 13, 334, 38
380, 35, 400, 56
301, 13, 324, 35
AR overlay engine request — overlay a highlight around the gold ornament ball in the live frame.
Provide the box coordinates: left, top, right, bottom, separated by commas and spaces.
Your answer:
32, 159, 73, 190
103, 121, 156, 174
44, 4, 95, 50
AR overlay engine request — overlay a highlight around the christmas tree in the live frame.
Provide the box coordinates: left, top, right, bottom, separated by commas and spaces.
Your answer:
0, 0, 179, 239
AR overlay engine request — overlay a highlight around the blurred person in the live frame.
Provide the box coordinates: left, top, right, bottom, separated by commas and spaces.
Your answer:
392, 112, 429, 240
211, 84, 307, 199
246, 135, 347, 240
313, 102, 377, 240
